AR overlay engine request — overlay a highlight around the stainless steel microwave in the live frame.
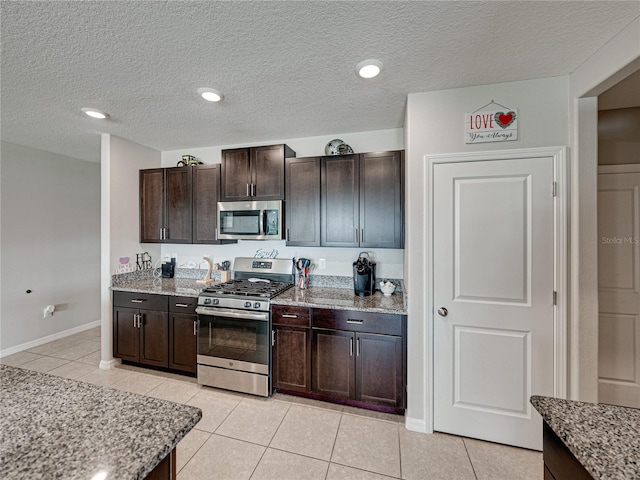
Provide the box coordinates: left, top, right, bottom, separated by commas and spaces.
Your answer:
217, 200, 283, 240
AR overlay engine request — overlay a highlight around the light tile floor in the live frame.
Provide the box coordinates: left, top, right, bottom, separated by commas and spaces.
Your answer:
2, 327, 543, 479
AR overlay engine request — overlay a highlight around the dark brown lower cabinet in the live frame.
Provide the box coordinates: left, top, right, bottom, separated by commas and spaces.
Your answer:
272, 305, 406, 413
542, 422, 593, 480
113, 292, 196, 375
169, 296, 198, 374
113, 292, 169, 369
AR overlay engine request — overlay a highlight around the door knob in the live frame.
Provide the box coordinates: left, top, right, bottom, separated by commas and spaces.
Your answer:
437, 307, 448, 317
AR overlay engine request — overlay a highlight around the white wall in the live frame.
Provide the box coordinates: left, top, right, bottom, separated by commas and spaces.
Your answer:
100, 134, 161, 367
159, 129, 405, 279
0, 141, 100, 354
404, 76, 569, 431
568, 16, 640, 402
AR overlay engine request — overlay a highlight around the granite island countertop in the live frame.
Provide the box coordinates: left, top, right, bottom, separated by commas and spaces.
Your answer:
111, 276, 207, 297
531, 395, 640, 479
0, 365, 202, 480
271, 286, 407, 314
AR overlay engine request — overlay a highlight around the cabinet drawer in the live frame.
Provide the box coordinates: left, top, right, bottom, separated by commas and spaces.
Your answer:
113, 291, 168, 311
169, 296, 198, 314
312, 308, 403, 336
272, 305, 311, 326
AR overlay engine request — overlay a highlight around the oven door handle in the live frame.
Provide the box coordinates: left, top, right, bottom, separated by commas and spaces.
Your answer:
196, 307, 269, 322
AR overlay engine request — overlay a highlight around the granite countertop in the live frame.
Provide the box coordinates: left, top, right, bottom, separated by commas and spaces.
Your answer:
111, 277, 207, 297
530, 395, 640, 479
0, 365, 202, 480
271, 286, 407, 314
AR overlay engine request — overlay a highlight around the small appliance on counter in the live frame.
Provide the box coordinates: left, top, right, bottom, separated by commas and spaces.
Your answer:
353, 252, 376, 297
161, 257, 175, 278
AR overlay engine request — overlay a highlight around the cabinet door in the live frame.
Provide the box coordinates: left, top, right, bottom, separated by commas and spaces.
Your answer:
360, 151, 403, 248
139, 309, 169, 368
169, 313, 197, 374
273, 326, 311, 393
285, 157, 320, 246
312, 329, 355, 399
192, 164, 221, 244
356, 333, 404, 408
113, 307, 140, 362
321, 155, 359, 247
140, 168, 165, 243
252, 145, 286, 200
165, 167, 192, 243
221, 148, 251, 201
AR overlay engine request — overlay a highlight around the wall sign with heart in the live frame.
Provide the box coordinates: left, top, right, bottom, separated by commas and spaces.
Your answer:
465, 105, 518, 144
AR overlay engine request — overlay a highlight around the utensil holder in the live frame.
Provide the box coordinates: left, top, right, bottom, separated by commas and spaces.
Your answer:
220, 270, 231, 283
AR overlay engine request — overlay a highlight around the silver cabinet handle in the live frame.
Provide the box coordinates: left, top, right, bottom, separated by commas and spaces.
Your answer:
360, 229, 364, 244
133, 314, 137, 328
347, 319, 363, 325
286, 228, 290, 241
438, 307, 448, 317
281, 314, 298, 318
350, 338, 353, 356
247, 184, 250, 197
131, 299, 145, 303
138, 314, 144, 328
215, 228, 218, 241
175, 303, 190, 308
357, 338, 360, 357
193, 320, 198, 336
272, 330, 276, 346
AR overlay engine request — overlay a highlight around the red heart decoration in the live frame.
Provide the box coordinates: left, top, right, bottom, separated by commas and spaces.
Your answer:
495, 111, 516, 129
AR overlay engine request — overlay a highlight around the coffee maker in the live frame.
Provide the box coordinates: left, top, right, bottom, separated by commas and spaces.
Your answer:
353, 252, 376, 297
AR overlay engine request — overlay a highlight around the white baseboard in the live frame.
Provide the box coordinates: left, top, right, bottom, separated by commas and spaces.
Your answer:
99, 358, 120, 370
0, 320, 101, 358
405, 416, 430, 433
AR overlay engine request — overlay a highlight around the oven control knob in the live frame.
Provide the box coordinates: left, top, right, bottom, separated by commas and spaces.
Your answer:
244, 301, 252, 308
254, 302, 261, 309
204, 298, 211, 305
212, 298, 219, 305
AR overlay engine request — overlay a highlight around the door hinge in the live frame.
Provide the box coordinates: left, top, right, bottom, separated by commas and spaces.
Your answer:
552, 182, 557, 197
553, 291, 557, 306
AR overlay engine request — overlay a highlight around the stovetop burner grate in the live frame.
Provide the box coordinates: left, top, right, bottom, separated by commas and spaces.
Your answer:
202, 279, 293, 299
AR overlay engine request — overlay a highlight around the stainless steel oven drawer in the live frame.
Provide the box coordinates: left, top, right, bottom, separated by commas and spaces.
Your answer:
197, 364, 269, 397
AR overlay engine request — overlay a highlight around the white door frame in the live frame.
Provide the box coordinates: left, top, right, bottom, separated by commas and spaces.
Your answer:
423, 146, 568, 434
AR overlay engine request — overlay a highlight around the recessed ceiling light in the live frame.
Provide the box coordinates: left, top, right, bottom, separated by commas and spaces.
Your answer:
81, 107, 109, 119
356, 59, 383, 79
198, 87, 224, 102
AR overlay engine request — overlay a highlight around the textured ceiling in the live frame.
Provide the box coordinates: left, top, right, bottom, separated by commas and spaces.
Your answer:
2, 1, 639, 162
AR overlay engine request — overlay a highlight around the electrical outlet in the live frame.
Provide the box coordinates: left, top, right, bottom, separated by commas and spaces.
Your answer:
43, 305, 55, 318
319, 258, 326, 270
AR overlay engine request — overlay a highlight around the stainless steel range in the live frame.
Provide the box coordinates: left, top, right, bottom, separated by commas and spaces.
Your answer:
195, 257, 293, 396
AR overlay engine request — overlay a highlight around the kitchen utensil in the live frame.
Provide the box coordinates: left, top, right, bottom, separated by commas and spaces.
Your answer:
293, 257, 312, 289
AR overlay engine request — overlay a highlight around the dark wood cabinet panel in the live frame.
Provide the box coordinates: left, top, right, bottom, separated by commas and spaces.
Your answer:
312, 328, 356, 399
356, 333, 404, 408
140, 169, 165, 243
113, 307, 140, 362
169, 313, 197, 374
165, 167, 192, 243
321, 155, 360, 247
272, 305, 311, 327
359, 151, 403, 249
221, 148, 251, 201
140, 167, 192, 243
140, 310, 169, 367
312, 308, 403, 336
543, 422, 593, 480
273, 326, 311, 393
221, 144, 294, 201
192, 164, 221, 244
285, 157, 321, 246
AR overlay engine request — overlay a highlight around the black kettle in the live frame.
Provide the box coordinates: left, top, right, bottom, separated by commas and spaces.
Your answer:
353, 252, 376, 297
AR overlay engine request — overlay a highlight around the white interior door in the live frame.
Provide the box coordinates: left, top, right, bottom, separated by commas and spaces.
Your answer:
433, 156, 555, 451
598, 170, 640, 409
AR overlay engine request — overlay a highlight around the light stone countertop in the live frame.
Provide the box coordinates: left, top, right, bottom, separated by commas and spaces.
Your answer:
0, 365, 202, 480
271, 286, 407, 314
530, 395, 640, 479
111, 276, 206, 297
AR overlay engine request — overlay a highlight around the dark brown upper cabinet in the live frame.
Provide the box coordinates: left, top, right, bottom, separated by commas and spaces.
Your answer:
319, 150, 404, 249
140, 167, 192, 243
221, 144, 295, 201
285, 157, 321, 246
192, 164, 221, 244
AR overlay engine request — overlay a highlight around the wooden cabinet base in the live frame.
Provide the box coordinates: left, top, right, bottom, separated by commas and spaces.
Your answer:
275, 388, 405, 415
542, 422, 593, 480
145, 448, 176, 480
